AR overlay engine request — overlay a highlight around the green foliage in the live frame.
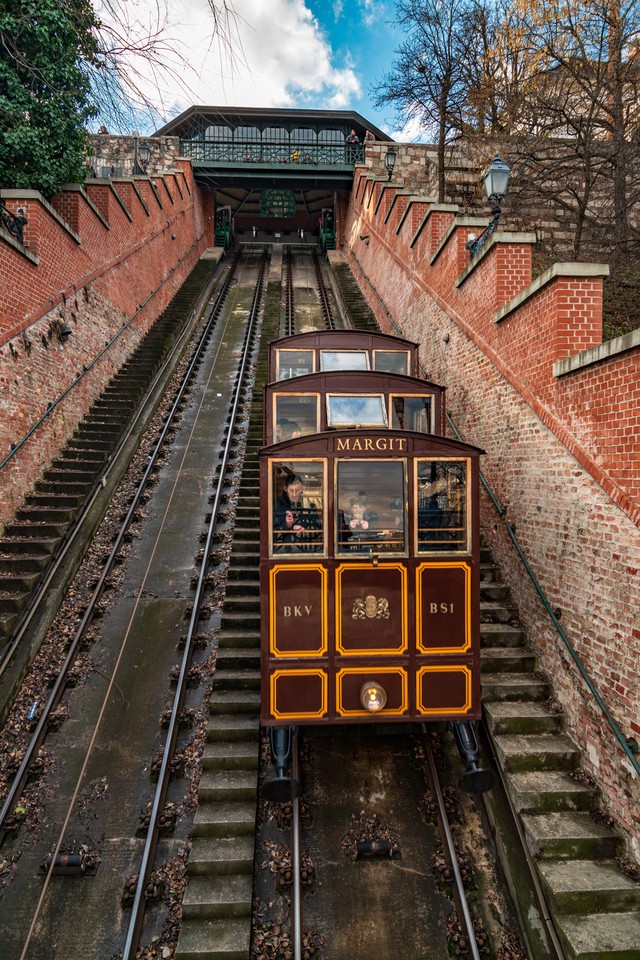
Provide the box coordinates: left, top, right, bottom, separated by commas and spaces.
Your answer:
0, 0, 99, 197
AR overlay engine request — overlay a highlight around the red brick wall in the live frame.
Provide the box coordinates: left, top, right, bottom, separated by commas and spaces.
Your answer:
0, 161, 211, 527
344, 182, 640, 856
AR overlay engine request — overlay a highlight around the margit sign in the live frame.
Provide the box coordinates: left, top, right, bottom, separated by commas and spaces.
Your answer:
333, 436, 408, 452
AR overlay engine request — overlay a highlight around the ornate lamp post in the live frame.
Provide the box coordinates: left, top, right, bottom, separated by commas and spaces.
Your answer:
385, 146, 398, 181
466, 154, 511, 258
132, 136, 151, 175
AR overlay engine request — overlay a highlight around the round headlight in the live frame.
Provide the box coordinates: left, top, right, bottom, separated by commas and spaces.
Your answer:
360, 681, 387, 713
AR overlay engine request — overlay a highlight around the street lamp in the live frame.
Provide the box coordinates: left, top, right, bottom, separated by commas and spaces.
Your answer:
466, 154, 511, 258
385, 146, 398, 181
132, 135, 151, 175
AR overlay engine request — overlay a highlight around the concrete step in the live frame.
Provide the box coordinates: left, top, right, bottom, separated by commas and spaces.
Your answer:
0, 571, 41, 594
3, 521, 67, 539
206, 715, 259, 742
484, 701, 564, 736
215, 648, 260, 671
193, 802, 257, 838
480, 600, 518, 623
493, 733, 581, 773
198, 769, 257, 802
202, 741, 258, 770
554, 911, 640, 959
212, 669, 260, 691
175, 917, 250, 960
187, 836, 255, 876
209, 690, 261, 714
480, 580, 511, 600
480, 622, 526, 646
16, 506, 76, 524
0, 537, 60, 560
218, 629, 260, 649
221, 611, 260, 632
508, 770, 595, 814
538, 859, 640, 914
481, 672, 551, 702
0, 589, 30, 614
522, 811, 621, 860
181, 873, 254, 919
481, 647, 537, 673
0, 546, 51, 568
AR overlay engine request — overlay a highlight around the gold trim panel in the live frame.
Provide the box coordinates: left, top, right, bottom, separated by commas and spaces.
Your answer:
415, 561, 471, 653
270, 668, 328, 720
269, 564, 328, 657
416, 665, 472, 715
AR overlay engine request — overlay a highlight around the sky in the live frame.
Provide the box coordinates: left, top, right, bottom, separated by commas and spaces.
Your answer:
98, 0, 416, 138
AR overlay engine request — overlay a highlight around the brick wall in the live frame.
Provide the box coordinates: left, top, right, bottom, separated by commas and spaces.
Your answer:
0, 159, 212, 527
344, 172, 640, 856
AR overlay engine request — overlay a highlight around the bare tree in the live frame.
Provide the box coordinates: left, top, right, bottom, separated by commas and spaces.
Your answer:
372, 0, 476, 201
89, 0, 243, 131
511, 0, 640, 255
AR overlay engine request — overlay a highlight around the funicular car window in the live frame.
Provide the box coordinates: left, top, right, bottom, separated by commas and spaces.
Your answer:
271, 460, 325, 555
319, 350, 369, 371
326, 394, 388, 428
416, 459, 468, 553
276, 350, 315, 380
336, 460, 406, 556
274, 395, 319, 442
373, 350, 410, 375
391, 395, 433, 434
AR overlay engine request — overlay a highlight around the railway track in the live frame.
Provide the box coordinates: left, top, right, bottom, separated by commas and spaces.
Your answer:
1, 243, 623, 960
0, 246, 268, 958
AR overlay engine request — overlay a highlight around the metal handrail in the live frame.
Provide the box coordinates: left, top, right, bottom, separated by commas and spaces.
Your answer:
181, 138, 364, 167
347, 245, 638, 776
446, 411, 640, 777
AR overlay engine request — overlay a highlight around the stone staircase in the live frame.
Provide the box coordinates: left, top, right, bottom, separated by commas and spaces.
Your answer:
327, 254, 379, 332
0, 260, 217, 644
480, 544, 640, 960
175, 276, 281, 960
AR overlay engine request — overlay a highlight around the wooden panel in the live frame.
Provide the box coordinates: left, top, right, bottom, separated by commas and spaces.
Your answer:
416, 665, 472, 715
416, 562, 471, 653
336, 563, 407, 655
270, 564, 327, 657
270, 669, 328, 719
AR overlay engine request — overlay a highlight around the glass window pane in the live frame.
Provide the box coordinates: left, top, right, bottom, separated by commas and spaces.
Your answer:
391, 396, 433, 433
276, 350, 314, 380
327, 395, 387, 427
373, 350, 410, 375
417, 460, 468, 553
320, 350, 369, 371
336, 460, 406, 556
271, 461, 324, 555
274, 395, 319, 441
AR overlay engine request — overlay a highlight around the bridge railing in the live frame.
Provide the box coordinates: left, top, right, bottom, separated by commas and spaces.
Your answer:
180, 139, 364, 167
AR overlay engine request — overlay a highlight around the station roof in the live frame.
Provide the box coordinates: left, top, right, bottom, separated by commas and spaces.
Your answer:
154, 105, 393, 142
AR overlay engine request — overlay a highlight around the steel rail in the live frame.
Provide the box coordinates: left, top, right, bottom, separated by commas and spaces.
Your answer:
479, 727, 566, 959
0, 251, 242, 842
421, 726, 482, 960
291, 730, 303, 960
312, 249, 335, 329
0, 259, 235, 680
122, 246, 270, 958
285, 245, 295, 336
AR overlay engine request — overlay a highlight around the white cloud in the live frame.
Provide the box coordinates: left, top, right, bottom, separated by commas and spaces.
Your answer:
97, 0, 362, 127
